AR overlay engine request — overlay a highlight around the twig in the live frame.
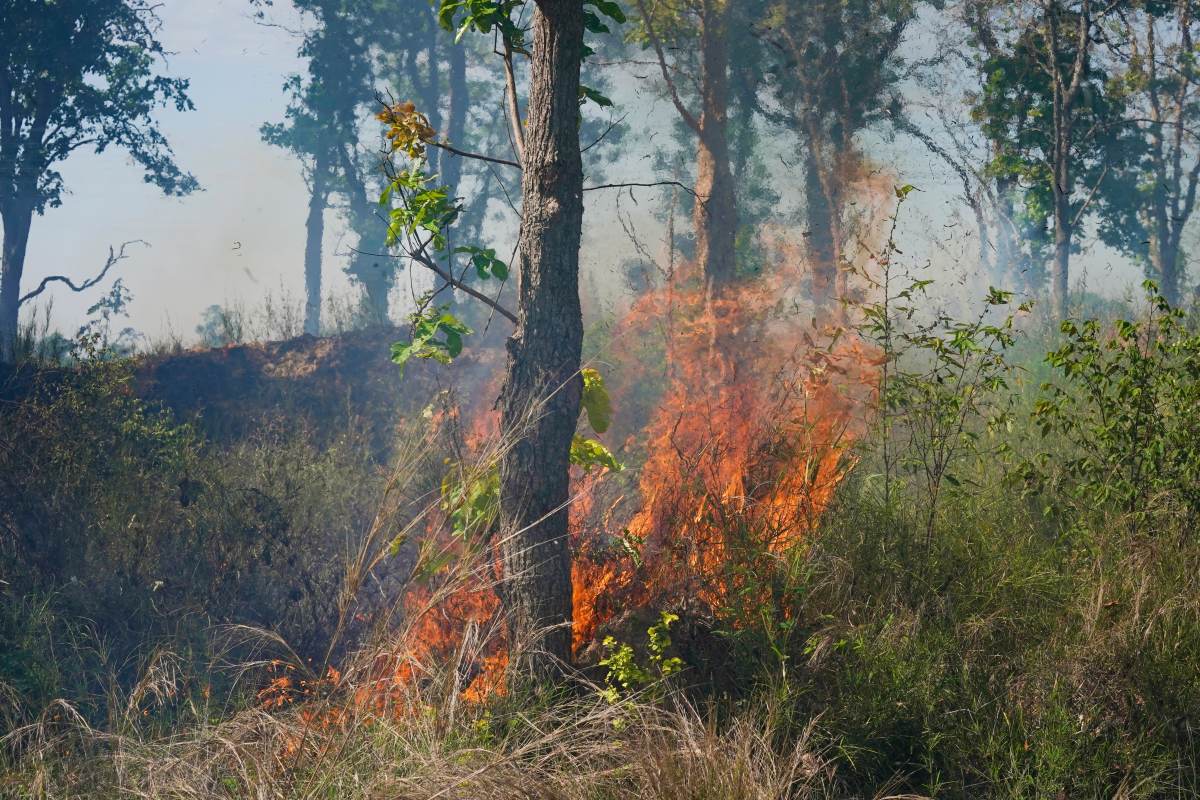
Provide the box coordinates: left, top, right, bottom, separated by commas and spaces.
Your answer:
583, 180, 698, 198
353, 245, 517, 324
430, 139, 521, 170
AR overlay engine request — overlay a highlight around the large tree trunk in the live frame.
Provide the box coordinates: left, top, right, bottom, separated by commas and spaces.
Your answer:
0, 200, 34, 362
497, 0, 585, 683
303, 157, 329, 337
693, 0, 736, 289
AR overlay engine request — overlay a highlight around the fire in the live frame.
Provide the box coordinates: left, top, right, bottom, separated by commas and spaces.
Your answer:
570, 246, 877, 649
276, 223, 885, 714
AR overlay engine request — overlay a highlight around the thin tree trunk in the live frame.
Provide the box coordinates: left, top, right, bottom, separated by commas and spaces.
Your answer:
1051, 144, 1072, 321
441, 36, 470, 309
693, 0, 736, 288
498, 0, 585, 683
804, 147, 837, 304
0, 199, 34, 362
303, 158, 329, 337
444, 41, 469, 203
340, 147, 390, 324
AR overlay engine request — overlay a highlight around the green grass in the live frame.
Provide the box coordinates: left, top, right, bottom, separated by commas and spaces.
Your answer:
6, 298, 1200, 798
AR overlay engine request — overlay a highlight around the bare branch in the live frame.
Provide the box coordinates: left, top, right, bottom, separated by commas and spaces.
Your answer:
583, 180, 699, 198
18, 240, 148, 306
501, 43, 526, 165
430, 139, 522, 170
634, 0, 703, 136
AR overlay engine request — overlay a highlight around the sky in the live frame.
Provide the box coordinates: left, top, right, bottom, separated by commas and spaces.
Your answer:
19, 1, 340, 343
14, 2, 1149, 346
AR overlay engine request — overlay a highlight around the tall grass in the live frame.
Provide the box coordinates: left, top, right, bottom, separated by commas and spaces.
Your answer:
6, 291, 1200, 798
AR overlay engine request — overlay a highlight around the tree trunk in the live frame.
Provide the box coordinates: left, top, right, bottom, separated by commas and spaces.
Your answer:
1056, 183, 1075, 323
441, 35, 470, 309
1149, 227, 1181, 306
0, 200, 34, 362
693, 0, 736, 289
804, 147, 837, 304
497, 0, 585, 683
993, 173, 1022, 291
303, 157, 329, 337
444, 40, 469, 206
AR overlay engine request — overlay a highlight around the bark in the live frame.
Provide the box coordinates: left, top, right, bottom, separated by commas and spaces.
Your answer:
1051, 180, 1071, 321
0, 199, 34, 362
303, 156, 329, 337
693, 0, 737, 289
804, 147, 838, 304
497, 0, 585, 682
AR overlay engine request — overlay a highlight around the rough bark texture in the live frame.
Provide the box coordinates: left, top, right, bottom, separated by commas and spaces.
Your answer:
303, 158, 329, 337
693, 0, 737, 289
0, 200, 34, 362
497, 0, 585, 682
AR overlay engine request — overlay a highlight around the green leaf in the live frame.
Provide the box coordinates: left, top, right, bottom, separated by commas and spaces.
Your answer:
579, 85, 614, 108
581, 368, 613, 433
391, 305, 474, 375
570, 435, 622, 473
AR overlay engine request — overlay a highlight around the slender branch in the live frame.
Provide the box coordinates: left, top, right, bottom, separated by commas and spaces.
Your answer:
582, 113, 627, 154
1072, 162, 1109, 227
634, 0, 703, 136
354, 244, 517, 324
583, 180, 699, 198
501, 42, 526, 165
18, 240, 147, 306
430, 139, 521, 170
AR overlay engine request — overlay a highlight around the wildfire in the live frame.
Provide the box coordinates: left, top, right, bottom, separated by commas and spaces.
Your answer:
571, 246, 877, 649
264, 229, 881, 716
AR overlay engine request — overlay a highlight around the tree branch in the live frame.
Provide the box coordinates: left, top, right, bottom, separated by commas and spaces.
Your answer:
501, 42, 526, 165
634, 0, 703, 136
583, 180, 699, 198
430, 139, 522, 170
18, 240, 147, 306
354, 243, 517, 324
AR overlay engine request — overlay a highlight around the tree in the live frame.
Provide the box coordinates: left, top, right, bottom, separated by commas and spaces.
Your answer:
970, 0, 1137, 320
380, 0, 608, 679
757, 0, 923, 311
631, 0, 759, 289
0, 0, 197, 361
496, 0, 588, 681
1107, 0, 1200, 304
260, 0, 380, 333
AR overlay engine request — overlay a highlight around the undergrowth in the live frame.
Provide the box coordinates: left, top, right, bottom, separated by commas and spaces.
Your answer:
4, 284, 1200, 798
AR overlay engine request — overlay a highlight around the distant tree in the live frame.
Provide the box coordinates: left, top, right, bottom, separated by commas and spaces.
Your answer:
1107, 0, 1200, 304
969, 0, 1139, 320
630, 0, 768, 289
259, 0, 379, 334
756, 0, 924, 311
0, 0, 198, 361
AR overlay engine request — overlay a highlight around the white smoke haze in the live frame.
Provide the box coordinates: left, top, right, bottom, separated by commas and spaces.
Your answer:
15, 1, 1155, 345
